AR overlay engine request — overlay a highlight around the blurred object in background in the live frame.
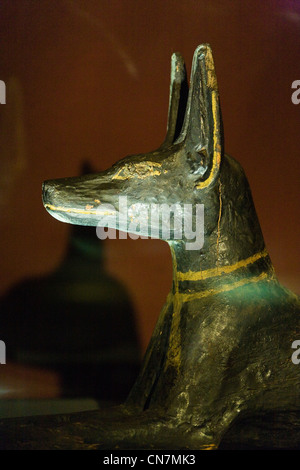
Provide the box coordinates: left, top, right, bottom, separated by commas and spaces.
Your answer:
0, 76, 26, 214
0, 165, 141, 402
0, 362, 61, 400
0, 363, 100, 418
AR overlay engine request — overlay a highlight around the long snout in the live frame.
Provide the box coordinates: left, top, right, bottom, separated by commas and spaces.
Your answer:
42, 173, 117, 226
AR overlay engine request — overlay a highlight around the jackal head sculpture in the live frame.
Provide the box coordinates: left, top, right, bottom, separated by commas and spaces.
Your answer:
43, 44, 266, 272
41, 44, 300, 449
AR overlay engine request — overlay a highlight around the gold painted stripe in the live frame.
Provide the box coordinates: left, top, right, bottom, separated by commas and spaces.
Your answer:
177, 249, 269, 282
165, 292, 183, 372
112, 161, 162, 180
169, 244, 179, 293
166, 245, 182, 371
200, 443, 218, 450
195, 90, 221, 189
178, 271, 271, 303
44, 203, 115, 216
112, 170, 161, 181
216, 179, 222, 263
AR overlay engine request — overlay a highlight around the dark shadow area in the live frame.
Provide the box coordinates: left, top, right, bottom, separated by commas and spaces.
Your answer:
219, 410, 300, 450
0, 199, 141, 402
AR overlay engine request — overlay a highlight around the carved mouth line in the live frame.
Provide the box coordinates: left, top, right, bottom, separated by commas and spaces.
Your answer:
44, 203, 115, 216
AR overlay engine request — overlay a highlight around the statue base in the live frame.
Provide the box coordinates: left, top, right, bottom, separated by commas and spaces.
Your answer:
0, 404, 300, 450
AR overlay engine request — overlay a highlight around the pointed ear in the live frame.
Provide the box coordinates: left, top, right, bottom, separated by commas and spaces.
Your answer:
182, 44, 223, 188
161, 52, 188, 148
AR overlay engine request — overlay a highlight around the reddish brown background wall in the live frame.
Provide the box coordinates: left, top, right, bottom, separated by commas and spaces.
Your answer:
0, 0, 299, 353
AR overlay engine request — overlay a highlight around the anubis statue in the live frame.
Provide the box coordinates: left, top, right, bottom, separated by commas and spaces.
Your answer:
1, 44, 300, 449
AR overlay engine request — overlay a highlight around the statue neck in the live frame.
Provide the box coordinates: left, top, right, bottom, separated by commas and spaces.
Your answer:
167, 158, 276, 298
168, 238, 275, 299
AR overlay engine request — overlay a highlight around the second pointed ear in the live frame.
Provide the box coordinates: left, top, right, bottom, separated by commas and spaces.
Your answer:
161, 52, 188, 148
184, 44, 223, 188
